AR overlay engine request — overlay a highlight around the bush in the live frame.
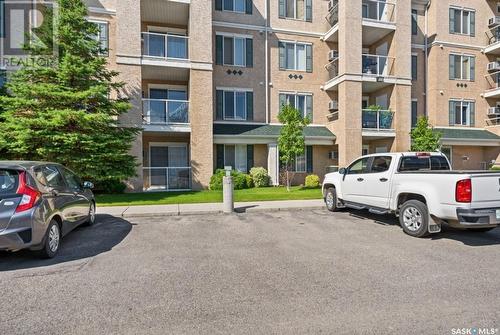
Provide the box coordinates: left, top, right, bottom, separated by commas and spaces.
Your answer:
304, 174, 320, 188
250, 167, 270, 187
209, 169, 253, 190
94, 179, 127, 194
491, 166, 500, 171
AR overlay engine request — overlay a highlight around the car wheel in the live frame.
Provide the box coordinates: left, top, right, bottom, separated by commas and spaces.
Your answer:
37, 220, 60, 259
325, 187, 340, 212
467, 227, 497, 233
399, 200, 429, 238
84, 202, 96, 226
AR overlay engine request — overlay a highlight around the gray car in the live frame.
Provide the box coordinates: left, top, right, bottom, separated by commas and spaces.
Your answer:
0, 161, 95, 258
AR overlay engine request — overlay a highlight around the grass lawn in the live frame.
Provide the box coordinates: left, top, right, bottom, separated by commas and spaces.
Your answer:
95, 186, 323, 207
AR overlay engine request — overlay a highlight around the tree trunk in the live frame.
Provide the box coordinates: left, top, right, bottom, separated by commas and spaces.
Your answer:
286, 169, 290, 192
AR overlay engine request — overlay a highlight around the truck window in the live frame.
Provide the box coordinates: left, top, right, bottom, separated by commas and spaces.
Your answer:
398, 156, 450, 172
370, 156, 392, 173
347, 157, 370, 175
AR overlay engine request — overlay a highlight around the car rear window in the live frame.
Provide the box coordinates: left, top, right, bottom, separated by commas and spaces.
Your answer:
398, 156, 450, 172
0, 170, 19, 196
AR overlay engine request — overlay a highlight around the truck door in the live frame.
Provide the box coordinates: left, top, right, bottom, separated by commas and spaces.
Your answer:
342, 157, 370, 203
362, 155, 393, 209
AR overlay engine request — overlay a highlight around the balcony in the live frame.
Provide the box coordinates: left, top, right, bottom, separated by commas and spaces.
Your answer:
361, 0, 396, 44
324, 0, 339, 41
142, 32, 188, 60
484, 72, 500, 98
362, 109, 395, 138
143, 167, 192, 191
142, 99, 190, 132
485, 27, 500, 54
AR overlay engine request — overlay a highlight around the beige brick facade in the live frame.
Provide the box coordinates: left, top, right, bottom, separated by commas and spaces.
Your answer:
84, 0, 500, 191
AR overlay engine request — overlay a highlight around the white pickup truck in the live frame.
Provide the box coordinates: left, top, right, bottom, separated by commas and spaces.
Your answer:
322, 152, 500, 237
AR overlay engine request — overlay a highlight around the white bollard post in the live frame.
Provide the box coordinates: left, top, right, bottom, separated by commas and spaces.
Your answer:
223, 166, 234, 214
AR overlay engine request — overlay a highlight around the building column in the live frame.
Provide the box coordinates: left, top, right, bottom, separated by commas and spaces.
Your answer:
267, 143, 279, 186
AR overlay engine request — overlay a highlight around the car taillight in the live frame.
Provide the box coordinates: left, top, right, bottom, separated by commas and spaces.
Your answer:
15, 172, 41, 213
456, 179, 472, 203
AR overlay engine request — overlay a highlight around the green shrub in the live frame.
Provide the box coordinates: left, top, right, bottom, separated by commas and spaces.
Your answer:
209, 169, 254, 190
250, 167, 270, 187
245, 174, 254, 188
304, 174, 320, 188
94, 179, 127, 194
491, 166, 500, 171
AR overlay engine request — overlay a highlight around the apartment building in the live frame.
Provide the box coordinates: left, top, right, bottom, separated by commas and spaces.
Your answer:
82, 0, 499, 192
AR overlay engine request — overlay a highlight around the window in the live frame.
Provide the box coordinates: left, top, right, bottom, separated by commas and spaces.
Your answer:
215, 0, 252, 14
60, 168, 82, 191
449, 54, 475, 81
279, 0, 312, 22
279, 93, 313, 120
36, 166, 66, 189
441, 147, 452, 165
411, 55, 417, 80
449, 100, 475, 126
279, 41, 312, 72
449, 7, 475, 36
0, 169, 19, 196
398, 156, 451, 172
347, 157, 370, 175
225, 145, 247, 172
90, 21, 109, 56
216, 89, 253, 120
295, 152, 306, 172
215, 34, 253, 67
411, 9, 418, 35
411, 100, 418, 128
370, 156, 392, 173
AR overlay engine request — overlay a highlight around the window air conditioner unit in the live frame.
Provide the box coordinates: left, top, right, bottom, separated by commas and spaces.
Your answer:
328, 50, 338, 62
487, 61, 500, 71
328, 100, 338, 111
488, 107, 500, 115
489, 17, 500, 27
328, 151, 339, 160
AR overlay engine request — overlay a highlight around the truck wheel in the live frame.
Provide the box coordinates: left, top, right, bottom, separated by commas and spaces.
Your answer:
325, 187, 340, 212
399, 200, 429, 238
467, 227, 496, 233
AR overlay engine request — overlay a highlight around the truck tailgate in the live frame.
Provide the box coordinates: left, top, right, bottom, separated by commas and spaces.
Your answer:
471, 173, 500, 204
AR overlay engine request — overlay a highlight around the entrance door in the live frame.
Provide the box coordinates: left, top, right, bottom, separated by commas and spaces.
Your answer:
150, 145, 169, 189
375, 42, 388, 75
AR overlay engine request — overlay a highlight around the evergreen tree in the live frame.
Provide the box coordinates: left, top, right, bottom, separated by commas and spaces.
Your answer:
410, 117, 441, 152
0, 0, 139, 188
278, 104, 310, 191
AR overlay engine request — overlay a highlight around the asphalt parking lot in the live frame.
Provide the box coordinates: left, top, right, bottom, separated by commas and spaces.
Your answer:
1, 209, 499, 335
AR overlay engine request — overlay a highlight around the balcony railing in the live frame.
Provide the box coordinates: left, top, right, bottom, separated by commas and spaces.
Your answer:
485, 26, 500, 47
143, 99, 189, 125
362, 54, 394, 76
362, 109, 394, 130
144, 167, 192, 191
325, 57, 339, 80
142, 32, 189, 60
362, 0, 395, 23
326, 1, 339, 26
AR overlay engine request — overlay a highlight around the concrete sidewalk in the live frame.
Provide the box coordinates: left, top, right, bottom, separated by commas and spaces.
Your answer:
96, 199, 326, 218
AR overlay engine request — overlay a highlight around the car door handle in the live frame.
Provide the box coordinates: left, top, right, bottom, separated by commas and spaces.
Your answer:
357, 178, 364, 182
380, 178, 388, 182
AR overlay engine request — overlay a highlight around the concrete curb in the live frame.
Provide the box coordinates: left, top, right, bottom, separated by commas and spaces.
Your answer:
96, 199, 326, 218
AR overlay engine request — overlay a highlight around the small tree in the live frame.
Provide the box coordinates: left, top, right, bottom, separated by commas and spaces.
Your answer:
0, 0, 139, 189
410, 117, 441, 151
278, 104, 310, 191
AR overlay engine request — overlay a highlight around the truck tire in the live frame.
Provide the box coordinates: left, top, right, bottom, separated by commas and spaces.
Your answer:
399, 200, 429, 238
325, 187, 340, 212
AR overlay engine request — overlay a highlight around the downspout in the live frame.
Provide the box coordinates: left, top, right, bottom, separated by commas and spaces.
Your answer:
265, 0, 269, 124
424, 0, 431, 117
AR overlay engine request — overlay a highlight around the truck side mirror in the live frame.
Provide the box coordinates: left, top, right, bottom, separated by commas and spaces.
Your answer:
339, 167, 347, 175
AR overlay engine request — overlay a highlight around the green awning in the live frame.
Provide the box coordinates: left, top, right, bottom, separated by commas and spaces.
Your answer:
433, 127, 500, 141
213, 124, 335, 138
